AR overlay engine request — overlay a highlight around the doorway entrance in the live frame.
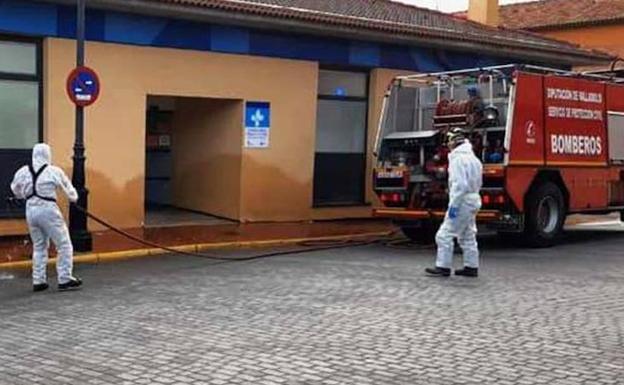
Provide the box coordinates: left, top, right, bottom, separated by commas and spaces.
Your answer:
144, 96, 243, 227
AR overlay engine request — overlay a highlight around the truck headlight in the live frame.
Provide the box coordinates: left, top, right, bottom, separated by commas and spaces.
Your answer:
484, 106, 499, 122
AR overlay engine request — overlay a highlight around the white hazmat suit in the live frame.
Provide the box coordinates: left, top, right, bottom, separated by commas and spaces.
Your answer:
11, 144, 79, 286
435, 140, 483, 269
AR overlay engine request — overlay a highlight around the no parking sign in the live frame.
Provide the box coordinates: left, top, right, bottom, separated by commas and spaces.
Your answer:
66, 66, 100, 107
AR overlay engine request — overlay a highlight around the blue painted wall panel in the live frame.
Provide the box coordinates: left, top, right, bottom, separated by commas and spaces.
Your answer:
250, 32, 350, 64
1, 0, 515, 72
104, 12, 167, 46
153, 20, 210, 50
0, 0, 57, 36
56, 5, 75, 38
295, 35, 349, 64
381, 45, 419, 71
410, 48, 446, 72
86, 10, 107, 41
211, 26, 249, 54
349, 42, 380, 67
249, 32, 296, 59
56, 6, 105, 40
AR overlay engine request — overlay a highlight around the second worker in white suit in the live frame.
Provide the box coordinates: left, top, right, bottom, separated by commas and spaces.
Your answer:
426, 128, 483, 277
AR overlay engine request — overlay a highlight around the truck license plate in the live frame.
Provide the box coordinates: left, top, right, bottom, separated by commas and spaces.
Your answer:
377, 170, 404, 178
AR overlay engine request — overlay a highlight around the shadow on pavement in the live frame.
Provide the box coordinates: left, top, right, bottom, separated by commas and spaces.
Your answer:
472, 226, 624, 251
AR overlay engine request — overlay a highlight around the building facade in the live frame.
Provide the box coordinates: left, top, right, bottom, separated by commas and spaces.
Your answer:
496, 0, 624, 71
0, 0, 608, 234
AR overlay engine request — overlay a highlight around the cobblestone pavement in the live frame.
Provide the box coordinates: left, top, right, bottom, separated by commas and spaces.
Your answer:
1, 227, 623, 385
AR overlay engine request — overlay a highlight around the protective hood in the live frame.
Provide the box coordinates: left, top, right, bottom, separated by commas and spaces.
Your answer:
451, 140, 473, 156
32, 143, 52, 170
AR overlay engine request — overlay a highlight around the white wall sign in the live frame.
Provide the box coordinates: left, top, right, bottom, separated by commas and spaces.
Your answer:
245, 101, 270, 148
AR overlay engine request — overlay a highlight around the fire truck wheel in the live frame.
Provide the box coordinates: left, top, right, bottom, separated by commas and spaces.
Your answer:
524, 182, 565, 248
399, 222, 436, 244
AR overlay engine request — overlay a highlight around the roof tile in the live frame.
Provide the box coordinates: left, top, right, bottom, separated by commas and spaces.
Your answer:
145, 0, 608, 60
499, 0, 624, 30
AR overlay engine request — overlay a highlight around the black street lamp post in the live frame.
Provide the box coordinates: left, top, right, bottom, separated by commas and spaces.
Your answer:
69, 0, 93, 252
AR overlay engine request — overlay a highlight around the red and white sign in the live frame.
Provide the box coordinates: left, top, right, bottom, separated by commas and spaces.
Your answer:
66, 66, 100, 107
544, 77, 607, 164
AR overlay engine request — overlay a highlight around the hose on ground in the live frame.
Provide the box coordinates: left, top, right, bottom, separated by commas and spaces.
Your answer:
74, 205, 404, 263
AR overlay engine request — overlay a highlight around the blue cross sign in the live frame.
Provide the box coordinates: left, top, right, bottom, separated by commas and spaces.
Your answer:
245, 102, 271, 148
66, 66, 100, 107
245, 102, 270, 128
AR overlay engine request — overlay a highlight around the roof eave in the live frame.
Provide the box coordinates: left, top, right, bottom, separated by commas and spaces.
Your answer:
42, 0, 612, 66
525, 17, 624, 32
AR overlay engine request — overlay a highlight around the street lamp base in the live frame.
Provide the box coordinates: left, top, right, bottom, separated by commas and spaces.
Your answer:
70, 229, 93, 252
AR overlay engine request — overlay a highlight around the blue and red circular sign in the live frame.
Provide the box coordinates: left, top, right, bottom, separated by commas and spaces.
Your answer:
66, 66, 100, 107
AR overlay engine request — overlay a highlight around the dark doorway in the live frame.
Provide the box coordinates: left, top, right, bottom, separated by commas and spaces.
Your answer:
313, 69, 368, 206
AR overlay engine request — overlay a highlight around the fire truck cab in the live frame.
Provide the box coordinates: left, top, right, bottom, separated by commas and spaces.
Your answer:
373, 65, 624, 247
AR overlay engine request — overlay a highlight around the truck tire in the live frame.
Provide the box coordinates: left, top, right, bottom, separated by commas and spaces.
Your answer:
399, 221, 436, 244
524, 182, 565, 248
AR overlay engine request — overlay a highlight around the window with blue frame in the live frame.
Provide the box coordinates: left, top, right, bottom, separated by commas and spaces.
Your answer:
314, 69, 368, 206
0, 37, 42, 217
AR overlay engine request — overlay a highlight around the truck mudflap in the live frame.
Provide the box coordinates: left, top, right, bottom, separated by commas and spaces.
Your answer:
373, 208, 502, 222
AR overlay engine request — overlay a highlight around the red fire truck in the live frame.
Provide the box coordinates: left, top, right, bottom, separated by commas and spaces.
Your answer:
372, 65, 624, 247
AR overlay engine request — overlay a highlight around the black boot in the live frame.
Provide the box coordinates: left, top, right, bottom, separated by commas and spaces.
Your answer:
33, 283, 49, 292
455, 267, 478, 277
58, 277, 82, 291
425, 267, 451, 277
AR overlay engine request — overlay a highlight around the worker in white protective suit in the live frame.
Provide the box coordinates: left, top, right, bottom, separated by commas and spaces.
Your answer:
11, 143, 83, 292
426, 128, 483, 277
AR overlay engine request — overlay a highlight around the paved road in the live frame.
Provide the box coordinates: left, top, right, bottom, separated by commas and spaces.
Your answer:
1, 226, 623, 385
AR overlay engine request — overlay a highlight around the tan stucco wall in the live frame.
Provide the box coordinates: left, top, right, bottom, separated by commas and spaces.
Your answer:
0, 39, 414, 234
542, 24, 624, 59
0, 220, 28, 236
171, 98, 243, 220
238, 75, 317, 222
42, 37, 320, 229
